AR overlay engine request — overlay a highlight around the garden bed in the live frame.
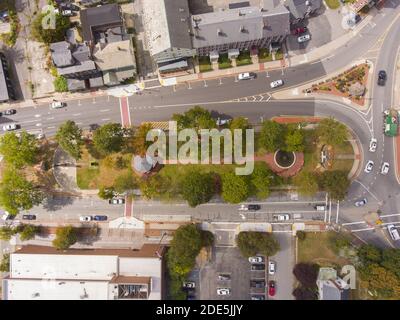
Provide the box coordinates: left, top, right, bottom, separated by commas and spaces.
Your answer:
236, 51, 252, 66
198, 56, 213, 73
218, 54, 232, 69
258, 48, 273, 63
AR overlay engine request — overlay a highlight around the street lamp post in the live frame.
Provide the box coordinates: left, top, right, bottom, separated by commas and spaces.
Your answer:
155, 231, 168, 260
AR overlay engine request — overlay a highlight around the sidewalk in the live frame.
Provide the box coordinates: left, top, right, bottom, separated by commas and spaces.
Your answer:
393, 48, 400, 184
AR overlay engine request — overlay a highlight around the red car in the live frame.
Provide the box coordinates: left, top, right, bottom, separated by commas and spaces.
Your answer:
291, 27, 307, 35
268, 281, 276, 296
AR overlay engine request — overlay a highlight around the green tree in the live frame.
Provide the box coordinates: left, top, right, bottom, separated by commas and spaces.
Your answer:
0, 253, 10, 272
201, 230, 214, 247
294, 171, 319, 196
172, 106, 216, 131
285, 125, 304, 152
317, 118, 348, 146
180, 170, 215, 207
53, 75, 68, 92
167, 224, 203, 277
19, 224, 39, 241
319, 170, 350, 201
236, 231, 280, 257
357, 244, 382, 265
360, 263, 400, 299
329, 233, 351, 255
0, 131, 38, 168
229, 117, 251, 131
381, 249, 400, 279
0, 168, 44, 215
293, 263, 320, 288
52, 226, 77, 250
56, 120, 83, 159
93, 123, 124, 155
0, 226, 15, 241
98, 186, 115, 200
250, 163, 272, 199
296, 231, 306, 241
221, 172, 250, 203
292, 286, 318, 300
31, 12, 70, 44
259, 120, 285, 152
133, 123, 153, 156
113, 172, 137, 194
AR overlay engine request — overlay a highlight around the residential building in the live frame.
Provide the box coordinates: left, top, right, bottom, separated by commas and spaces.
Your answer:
2, 244, 165, 300
141, 0, 196, 73
0, 52, 15, 102
191, 5, 290, 57
283, 0, 323, 23
317, 267, 350, 300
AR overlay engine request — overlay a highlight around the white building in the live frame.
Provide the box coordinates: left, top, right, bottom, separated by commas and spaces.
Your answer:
2, 244, 165, 300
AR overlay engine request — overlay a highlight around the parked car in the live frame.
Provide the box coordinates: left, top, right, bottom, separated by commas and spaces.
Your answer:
268, 280, 276, 296
314, 205, 327, 211
387, 224, 400, 241
297, 34, 311, 43
381, 162, 390, 175
93, 215, 108, 221
354, 198, 368, 207
355, 14, 361, 24
364, 160, 374, 173
248, 256, 264, 264
216, 117, 231, 126
186, 294, 196, 300
216, 288, 231, 296
250, 280, 265, 288
182, 281, 196, 289
268, 260, 276, 275
22, 214, 36, 220
239, 204, 261, 211
238, 72, 256, 80
3, 123, 17, 131
109, 198, 125, 205
79, 215, 92, 222
378, 70, 387, 86
270, 79, 284, 88
36, 133, 45, 140
1, 211, 13, 221
61, 3, 80, 11
291, 27, 307, 35
0, 109, 16, 116
61, 9, 75, 16
217, 274, 231, 281
251, 264, 265, 271
251, 295, 265, 300
50, 101, 66, 109
369, 138, 377, 152
273, 214, 290, 221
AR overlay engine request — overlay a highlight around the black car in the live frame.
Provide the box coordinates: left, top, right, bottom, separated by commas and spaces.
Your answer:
217, 274, 231, 281
378, 70, 387, 86
251, 295, 265, 300
93, 215, 108, 221
250, 280, 265, 288
186, 295, 196, 300
251, 264, 265, 271
61, 3, 80, 11
248, 204, 261, 211
22, 214, 36, 220
355, 14, 361, 23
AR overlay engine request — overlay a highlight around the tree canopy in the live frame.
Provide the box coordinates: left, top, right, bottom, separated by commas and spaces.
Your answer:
0, 253, 10, 272
259, 120, 285, 152
294, 171, 319, 196
31, 12, 70, 44
250, 163, 273, 199
19, 224, 40, 241
172, 106, 216, 131
93, 123, 124, 155
221, 172, 250, 204
318, 170, 350, 201
293, 263, 320, 288
56, 120, 83, 159
52, 226, 77, 250
284, 125, 305, 152
236, 231, 280, 257
133, 123, 153, 156
0, 131, 38, 168
180, 170, 215, 207
317, 118, 348, 146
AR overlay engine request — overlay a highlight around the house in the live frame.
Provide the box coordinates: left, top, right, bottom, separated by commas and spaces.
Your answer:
2, 244, 165, 300
142, 0, 196, 73
317, 267, 350, 300
93, 39, 136, 86
284, 0, 323, 23
0, 52, 15, 102
191, 5, 290, 57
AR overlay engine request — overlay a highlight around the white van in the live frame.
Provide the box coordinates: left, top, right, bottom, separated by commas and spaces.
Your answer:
387, 225, 400, 241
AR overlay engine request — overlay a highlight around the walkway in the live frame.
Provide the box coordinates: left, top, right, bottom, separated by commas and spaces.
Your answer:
53, 147, 78, 193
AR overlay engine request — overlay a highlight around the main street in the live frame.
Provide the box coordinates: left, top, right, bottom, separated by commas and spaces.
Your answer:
1, 3, 400, 247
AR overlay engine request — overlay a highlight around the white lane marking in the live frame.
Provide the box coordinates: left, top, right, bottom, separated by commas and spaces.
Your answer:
46, 117, 54, 120
354, 180, 380, 202
34, 114, 41, 118
35, 123, 42, 127
47, 126, 55, 129
101, 118, 110, 121
342, 221, 366, 226
380, 213, 400, 218
73, 113, 81, 116
351, 227, 375, 232
19, 119, 40, 124
100, 109, 110, 112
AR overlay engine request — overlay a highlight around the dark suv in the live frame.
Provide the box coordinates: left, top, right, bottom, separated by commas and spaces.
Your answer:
378, 70, 387, 86
250, 280, 266, 288
251, 264, 265, 271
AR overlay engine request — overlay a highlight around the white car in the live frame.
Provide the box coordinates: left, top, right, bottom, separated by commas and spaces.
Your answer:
79, 215, 92, 222
273, 214, 290, 221
50, 101, 66, 109
364, 160, 374, 173
1, 211, 11, 221
217, 288, 231, 296
381, 162, 390, 175
270, 79, 284, 88
369, 138, 377, 152
387, 224, 400, 241
354, 198, 368, 207
248, 256, 264, 264
238, 72, 256, 80
216, 117, 231, 126
182, 281, 196, 289
3, 123, 17, 131
297, 34, 311, 43
268, 261, 276, 275
36, 133, 45, 140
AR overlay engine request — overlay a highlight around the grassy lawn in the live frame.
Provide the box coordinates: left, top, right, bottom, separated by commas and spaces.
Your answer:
218, 54, 232, 69
325, 0, 341, 9
198, 56, 213, 73
275, 50, 284, 60
298, 232, 349, 267
236, 51, 252, 66
76, 143, 134, 189
258, 48, 273, 63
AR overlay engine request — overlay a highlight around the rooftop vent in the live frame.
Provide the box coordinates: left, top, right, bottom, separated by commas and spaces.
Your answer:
179, 7, 185, 12
305, 0, 311, 5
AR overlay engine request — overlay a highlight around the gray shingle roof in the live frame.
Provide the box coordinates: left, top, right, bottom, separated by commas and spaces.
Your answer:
50, 41, 75, 68
284, 0, 322, 20
191, 5, 290, 49
67, 78, 86, 91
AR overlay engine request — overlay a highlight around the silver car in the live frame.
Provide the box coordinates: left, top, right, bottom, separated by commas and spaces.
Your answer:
3, 123, 17, 131
270, 79, 284, 88
297, 34, 311, 43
